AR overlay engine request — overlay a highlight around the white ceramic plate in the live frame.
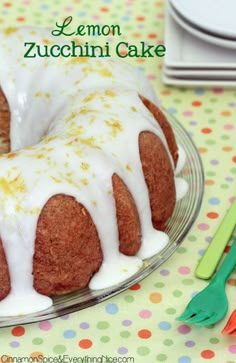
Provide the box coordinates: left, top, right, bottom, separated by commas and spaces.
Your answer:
170, 0, 236, 40
162, 71, 236, 87
168, 2, 236, 50
164, 6, 236, 69
164, 66, 236, 80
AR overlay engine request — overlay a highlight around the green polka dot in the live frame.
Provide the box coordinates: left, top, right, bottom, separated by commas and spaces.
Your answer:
137, 346, 150, 356
97, 321, 110, 330
206, 171, 216, 176
53, 345, 67, 354
120, 330, 131, 338
173, 289, 182, 297
163, 339, 173, 346
100, 336, 110, 343
188, 235, 196, 242
230, 167, 236, 174
205, 139, 216, 145
221, 135, 230, 140
165, 308, 176, 315
208, 119, 216, 124
204, 108, 213, 113
209, 337, 219, 344
182, 278, 194, 285
173, 98, 182, 104
156, 353, 167, 361
32, 337, 43, 345
221, 184, 229, 189
124, 295, 134, 303
176, 246, 187, 254
154, 282, 165, 288
209, 98, 217, 103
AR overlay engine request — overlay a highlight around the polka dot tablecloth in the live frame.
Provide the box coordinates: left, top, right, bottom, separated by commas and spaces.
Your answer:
0, 0, 235, 362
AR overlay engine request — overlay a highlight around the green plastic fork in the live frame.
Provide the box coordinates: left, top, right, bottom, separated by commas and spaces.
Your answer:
176, 237, 236, 326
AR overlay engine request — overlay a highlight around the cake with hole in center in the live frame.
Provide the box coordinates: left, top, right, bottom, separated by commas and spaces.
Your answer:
0, 27, 187, 316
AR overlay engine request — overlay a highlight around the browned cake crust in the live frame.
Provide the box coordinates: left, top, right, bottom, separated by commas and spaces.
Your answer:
0, 88, 177, 299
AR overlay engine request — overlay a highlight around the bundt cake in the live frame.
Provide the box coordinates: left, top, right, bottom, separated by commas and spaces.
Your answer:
0, 27, 187, 316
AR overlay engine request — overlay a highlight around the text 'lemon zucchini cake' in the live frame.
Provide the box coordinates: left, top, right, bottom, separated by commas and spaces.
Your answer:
0, 27, 187, 316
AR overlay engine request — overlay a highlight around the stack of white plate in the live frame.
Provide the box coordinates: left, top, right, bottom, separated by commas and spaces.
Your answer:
163, 0, 236, 87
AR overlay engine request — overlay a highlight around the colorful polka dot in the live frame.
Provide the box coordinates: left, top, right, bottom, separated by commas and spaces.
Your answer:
11, 326, 25, 337
78, 339, 93, 349
201, 350, 215, 359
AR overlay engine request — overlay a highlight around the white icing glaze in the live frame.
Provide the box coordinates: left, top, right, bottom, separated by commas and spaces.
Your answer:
0, 27, 187, 316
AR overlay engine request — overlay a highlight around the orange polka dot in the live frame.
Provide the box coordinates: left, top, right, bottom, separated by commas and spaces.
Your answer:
207, 212, 219, 219
16, 17, 25, 22
205, 179, 215, 186
136, 16, 145, 21
138, 329, 152, 339
136, 58, 145, 63
129, 283, 141, 290
221, 110, 231, 116
30, 352, 44, 361
148, 33, 157, 39
100, 6, 109, 12
4, 2, 12, 7
132, 32, 141, 38
228, 278, 236, 286
155, 1, 163, 6
192, 100, 202, 107
11, 326, 25, 337
160, 90, 171, 95
149, 292, 162, 303
201, 350, 215, 359
198, 147, 208, 153
78, 339, 93, 349
222, 146, 232, 152
201, 128, 212, 134
232, 156, 236, 163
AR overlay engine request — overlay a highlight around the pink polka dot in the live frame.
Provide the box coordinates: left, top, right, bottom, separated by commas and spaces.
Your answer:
198, 223, 209, 231
228, 345, 236, 353
212, 87, 224, 94
183, 111, 193, 117
229, 196, 236, 203
65, 6, 73, 11
147, 74, 156, 80
224, 124, 234, 130
38, 321, 52, 331
139, 309, 152, 319
178, 266, 191, 275
92, 15, 101, 20
178, 324, 191, 334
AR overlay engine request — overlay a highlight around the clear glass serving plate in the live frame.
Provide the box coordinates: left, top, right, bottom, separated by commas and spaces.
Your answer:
0, 111, 204, 327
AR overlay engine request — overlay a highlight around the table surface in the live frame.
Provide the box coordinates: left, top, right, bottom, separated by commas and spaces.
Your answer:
0, 0, 235, 362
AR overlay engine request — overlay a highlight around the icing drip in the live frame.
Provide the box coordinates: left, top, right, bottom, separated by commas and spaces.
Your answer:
0, 27, 187, 316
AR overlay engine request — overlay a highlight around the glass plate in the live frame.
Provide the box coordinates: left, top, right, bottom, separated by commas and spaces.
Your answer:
0, 111, 204, 327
